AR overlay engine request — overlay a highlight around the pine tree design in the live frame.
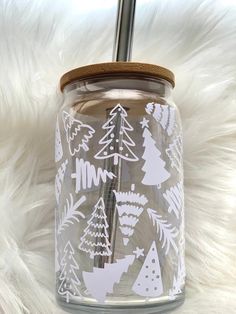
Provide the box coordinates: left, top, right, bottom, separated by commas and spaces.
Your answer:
55, 159, 68, 205
94, 104, 138, 165
132, 241, 163, 297
169, 252, 185, 300
71, 158, 116, 193
83, 254, 136, 303
58, 241, 82, 303
146, 102, 176, 136
113, 184, 148, 246
166, 135, 183, 174
163, 182, 184, 219
62, 111, 95, 156
140, 118, 170, 189
55, 116, 63, 162
147, 208, 178, 255
79, 197, 112, 258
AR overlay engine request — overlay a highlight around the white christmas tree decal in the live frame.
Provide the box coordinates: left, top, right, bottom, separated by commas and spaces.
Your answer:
57, 194, 86, 235
163, 182, 184, 219
146, 102, 176, 136
83, 248, 143, 303
55, 116, 63, 162
132, 241, 163, 297
113, 184, 148, 246
147, 208, 178, 255
55, 159, 68, 205
79, 197, 112, 258
94, 104, 138, 165
58, 241, 82, 303
169, 252, 185, 300
62, 111, 95, 156
140, 118, 170, 189
71, 158, 116, 193
166, 135, 183, 174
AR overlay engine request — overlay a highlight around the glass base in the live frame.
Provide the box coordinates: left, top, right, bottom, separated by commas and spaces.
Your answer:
57, 294, 185, 314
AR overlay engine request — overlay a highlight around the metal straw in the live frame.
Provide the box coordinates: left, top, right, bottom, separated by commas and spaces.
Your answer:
94, 0, 136, 268
113, 0, 136, 62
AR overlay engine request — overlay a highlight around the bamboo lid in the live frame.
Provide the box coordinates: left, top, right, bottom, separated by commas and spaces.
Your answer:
60, 62, 175, 91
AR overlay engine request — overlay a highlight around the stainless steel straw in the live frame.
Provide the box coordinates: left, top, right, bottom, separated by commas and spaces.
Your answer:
113, 0, 136, 62
94, 0, 136, 268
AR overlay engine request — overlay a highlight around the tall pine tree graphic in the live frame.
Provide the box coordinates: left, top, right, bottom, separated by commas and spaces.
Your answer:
58, 241, 82, 303
79, 197, 112, 258
140, 117, 170, 188
94, 104, 138, 165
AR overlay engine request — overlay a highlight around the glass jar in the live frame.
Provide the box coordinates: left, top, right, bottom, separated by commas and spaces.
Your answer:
55, 62, 185, 314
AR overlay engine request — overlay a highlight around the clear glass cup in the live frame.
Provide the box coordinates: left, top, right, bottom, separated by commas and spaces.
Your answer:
55, 63, 185, 313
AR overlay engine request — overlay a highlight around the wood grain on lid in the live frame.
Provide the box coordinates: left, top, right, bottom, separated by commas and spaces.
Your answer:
60, 62, 175, 91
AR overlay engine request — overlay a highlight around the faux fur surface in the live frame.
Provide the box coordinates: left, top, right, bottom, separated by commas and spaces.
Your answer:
0, 0, 236, 313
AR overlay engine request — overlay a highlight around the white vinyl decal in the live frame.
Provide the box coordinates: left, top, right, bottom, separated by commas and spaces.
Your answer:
163, 182, 184, 219
140, 118, 170, 189
113, 184, 148, 246
55, 103, 184, 302
58, 241, 82, 303
146, 102, 176, 136
55, 116, 63, 162
147, 208, 178, 255
166, 135, 183, 174
79, 197, 112, 258
94, 104, 138, 165
83, 248, 143, 303
113, 188, 148, 205
55, 207, 60, 273
132, 241, 163, 297
55, 159, 68, 205
71, 158, 116, 193
169, 252, 185, 300
57, 193, 86, 235
62, 111, 95, 156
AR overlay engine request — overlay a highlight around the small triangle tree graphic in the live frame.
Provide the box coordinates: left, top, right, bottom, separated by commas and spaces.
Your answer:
140, 118, 170, 189
58, 241, 82, 303
79, 197, 112, 258
132, 241, 163, 297
94, 104, 138, 165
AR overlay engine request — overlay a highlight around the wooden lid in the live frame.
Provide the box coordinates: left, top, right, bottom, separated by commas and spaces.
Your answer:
60, 62, 175, 91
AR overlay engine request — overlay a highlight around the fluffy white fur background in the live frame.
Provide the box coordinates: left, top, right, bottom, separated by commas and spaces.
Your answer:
0, 0, 236, 313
